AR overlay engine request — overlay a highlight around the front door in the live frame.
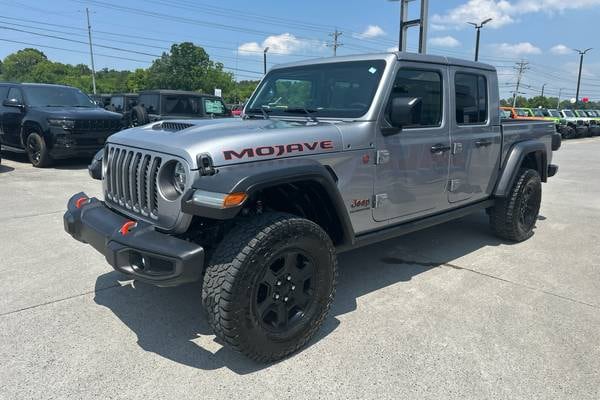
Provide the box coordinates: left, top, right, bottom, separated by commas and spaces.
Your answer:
373, 64, 451, 222
448, 69, 501, 203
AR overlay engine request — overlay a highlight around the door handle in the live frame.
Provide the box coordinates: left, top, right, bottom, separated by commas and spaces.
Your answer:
475, 140, 492, 147
430, 143, 451, 154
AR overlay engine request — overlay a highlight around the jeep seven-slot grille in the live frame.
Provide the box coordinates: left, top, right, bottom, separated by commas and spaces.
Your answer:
105, 146, 162, 218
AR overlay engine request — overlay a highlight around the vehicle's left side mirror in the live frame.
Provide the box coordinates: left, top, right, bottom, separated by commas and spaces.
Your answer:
3, 98, 25, 109
388, 97, 422, 131
88, 149, 103, 180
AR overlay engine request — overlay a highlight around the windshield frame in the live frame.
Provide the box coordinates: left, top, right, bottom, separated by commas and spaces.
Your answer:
245, 59, 388, 120
548, 110, 561, 118
22, 85, 98, 108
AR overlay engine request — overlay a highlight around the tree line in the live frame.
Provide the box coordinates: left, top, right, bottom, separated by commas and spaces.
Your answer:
0, 42, 259, 104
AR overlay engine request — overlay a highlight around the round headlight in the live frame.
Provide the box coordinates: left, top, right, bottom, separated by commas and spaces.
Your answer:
173, 162, 187, 194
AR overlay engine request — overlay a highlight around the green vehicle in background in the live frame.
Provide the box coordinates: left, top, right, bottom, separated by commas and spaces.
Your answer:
581, 110, 600, 136
533, 108, 575, 139
561, 109, 589, 137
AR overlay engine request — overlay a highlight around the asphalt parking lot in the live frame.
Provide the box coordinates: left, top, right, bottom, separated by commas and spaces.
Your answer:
1, 138, 599, 400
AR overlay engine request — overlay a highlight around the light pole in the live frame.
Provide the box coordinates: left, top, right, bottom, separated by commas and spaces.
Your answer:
263, 47, 269, 75
574, 48, 592, 104
467, 18, 492, 62
388, 0, 429, 53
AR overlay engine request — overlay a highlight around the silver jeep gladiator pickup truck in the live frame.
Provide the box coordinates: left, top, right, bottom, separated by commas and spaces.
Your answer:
64, 52, 561, 362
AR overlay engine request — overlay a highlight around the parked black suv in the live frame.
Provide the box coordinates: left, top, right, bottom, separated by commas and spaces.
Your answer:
105, 93, 139, 127
0, 83, 123, 167
130, 90, 231, 126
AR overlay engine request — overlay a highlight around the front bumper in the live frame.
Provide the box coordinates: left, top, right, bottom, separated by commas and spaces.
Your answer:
50, 129, 116, 159
63, 192, 204, 287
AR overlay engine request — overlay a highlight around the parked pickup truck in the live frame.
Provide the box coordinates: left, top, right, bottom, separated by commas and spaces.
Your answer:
0, 83, 123, 167
64, 52, 561, 362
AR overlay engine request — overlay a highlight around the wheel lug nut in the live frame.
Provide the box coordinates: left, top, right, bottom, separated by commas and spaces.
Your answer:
286, 275, 292, 281
274, 293, 280, 300
276, 280, 282, 286
291, 285, 296, 291
284, 297, 289, 302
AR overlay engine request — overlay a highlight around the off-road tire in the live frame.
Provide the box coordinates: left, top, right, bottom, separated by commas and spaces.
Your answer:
131, 105, 149, 126
26, 132, 52, 168
489, 168, 541, 242
202, 212, 337, 362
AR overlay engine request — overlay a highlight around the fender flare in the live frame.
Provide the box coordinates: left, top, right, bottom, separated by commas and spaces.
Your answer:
181, 158, 355, 246
493, 140, 547, 197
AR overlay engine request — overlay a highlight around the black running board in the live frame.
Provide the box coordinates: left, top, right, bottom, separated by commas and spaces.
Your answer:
338, 199, 495, 253
0, 145, 26, 153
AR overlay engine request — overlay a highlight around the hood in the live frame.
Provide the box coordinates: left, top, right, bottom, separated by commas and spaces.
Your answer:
31, 106, 122, 120
107, 118, 345, 169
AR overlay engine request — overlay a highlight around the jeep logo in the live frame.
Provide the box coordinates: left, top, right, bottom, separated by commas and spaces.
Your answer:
223, 140, 334, 160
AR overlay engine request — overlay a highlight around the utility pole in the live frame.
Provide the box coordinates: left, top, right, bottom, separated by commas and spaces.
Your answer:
328, 29, 343, 56
512, 60, 529, 107
574, 48, 592, 104
85, 8, 97, 95
263, 47, 269, 75
557, 88, 563, 109
541, 83, 547, 98
467, 18, 492, 62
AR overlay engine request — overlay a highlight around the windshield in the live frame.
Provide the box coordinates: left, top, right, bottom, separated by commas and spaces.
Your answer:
23, 86, 97, 108
589, 110, 600, 117
162, 95, 203, 115
500, 109, 511, 119
562, 110, 575, 117
515, 109, 531, 117
532, 109, 547, 117
246, 60, 387, 118
548, 110, 561, 117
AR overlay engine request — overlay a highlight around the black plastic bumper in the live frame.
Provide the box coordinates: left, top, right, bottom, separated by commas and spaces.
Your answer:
63, 192, 204, 287
548, 164, 558, 178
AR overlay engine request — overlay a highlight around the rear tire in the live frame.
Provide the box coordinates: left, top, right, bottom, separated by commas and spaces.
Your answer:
490, 168, 541, 242
26, 132, 52, 168
202, 212, 337, 362
131, 105, 149, 126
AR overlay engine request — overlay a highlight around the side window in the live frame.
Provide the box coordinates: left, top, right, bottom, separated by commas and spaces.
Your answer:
387, 69, 443, 128
204, 98, 226, 115
139, 94, 159, 114
7, 88, 24, 103
455, 73, 488, 124
111, 96, 124, 112
0, 86, 9, 101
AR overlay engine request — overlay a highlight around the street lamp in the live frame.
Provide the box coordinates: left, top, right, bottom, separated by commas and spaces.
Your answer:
574, 48, 592, 104
467, 18, 492, 62
263, 47, 269, 75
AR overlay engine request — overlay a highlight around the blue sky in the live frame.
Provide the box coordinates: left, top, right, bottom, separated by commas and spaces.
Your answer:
0, 0, 598, 100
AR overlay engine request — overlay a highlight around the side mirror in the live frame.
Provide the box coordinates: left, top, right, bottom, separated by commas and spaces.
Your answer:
3, 98, 25, 109
387, 97, 422, 131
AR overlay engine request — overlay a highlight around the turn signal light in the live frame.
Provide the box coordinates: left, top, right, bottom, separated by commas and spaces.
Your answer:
223, 192, 248, 208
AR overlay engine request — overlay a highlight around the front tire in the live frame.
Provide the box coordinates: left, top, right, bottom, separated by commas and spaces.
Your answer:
489, 168, 541, 242
202, 212, 337, 362
26, 132, 52, 168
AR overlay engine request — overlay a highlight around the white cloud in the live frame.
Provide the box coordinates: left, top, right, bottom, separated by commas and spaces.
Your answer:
353, 25, 386, 39
550, 44, 572, 55
490, 42, 542, 57
429, 36, 461, 48
432, 0, 600, 29
238, 33, 323, 56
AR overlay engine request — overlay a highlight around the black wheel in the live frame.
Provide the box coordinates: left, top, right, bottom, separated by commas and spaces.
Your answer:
130, 105, 149, 126
489, 168, 541, 242
202, 212, 337, 362
26, 132, 52, 168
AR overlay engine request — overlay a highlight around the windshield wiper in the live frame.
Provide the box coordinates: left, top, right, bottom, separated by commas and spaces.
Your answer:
245, 106, 271, 120
283, 107, 319, 122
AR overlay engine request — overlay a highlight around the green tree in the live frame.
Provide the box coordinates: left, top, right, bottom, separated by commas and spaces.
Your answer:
146, 42, 212, 90
2, 48, 48, 81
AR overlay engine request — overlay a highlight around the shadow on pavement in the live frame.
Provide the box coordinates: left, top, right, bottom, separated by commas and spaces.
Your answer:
0, 163, 15, 173
0, 150, 90, 170
94, 211, 514, 373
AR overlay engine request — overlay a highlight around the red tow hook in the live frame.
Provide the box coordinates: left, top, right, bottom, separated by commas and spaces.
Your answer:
119, 221, 137, 236
75, 196, 89, 209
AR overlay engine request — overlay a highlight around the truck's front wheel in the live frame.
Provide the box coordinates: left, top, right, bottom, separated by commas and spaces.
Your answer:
202, 212, 337, 362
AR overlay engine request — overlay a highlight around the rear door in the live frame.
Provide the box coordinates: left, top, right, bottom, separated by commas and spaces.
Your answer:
1, 87, 25, 147
448, 68, 501, 203
373, 63, 451, 222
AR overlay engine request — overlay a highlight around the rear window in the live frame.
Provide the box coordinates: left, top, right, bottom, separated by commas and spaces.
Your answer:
0, 86, 8, 100
455, 73, 488, 124
162, 96, 202, 115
